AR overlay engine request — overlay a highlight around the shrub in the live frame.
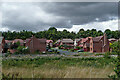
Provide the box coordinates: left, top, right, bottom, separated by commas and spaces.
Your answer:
5, 53, 11, 57
70, 49, 74, 52
59, 45, 64, 49
34, 50, 40, 54
104, 52, 111, 59
17, 46, 30, 54
76, 46, 81, 49
108, 40, 120, 79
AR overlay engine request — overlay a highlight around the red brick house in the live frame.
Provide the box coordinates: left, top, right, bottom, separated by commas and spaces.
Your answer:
90, 33, 109, 53
60, 39, 74, 45
0, 37, 5, 53
60, 39, 74, 49
55, 39, 74, 49
25, 36, 46, 53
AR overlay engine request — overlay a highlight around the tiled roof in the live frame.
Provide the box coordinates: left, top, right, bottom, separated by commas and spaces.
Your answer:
46, 40, 53, 43
81, 38, 87, 43
93, 36, 103, 42
75, 39, 81, 42
13, 39, 24, 43
25, 38, 31, 43
62, 39, 73, 43
26, 37, 46, 44
108, 38, 117, 41
5, 40, 13, 43
56, 39, 61, 43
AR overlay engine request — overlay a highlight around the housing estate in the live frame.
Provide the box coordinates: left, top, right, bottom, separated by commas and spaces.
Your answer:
0, 33, 117, 53
3, 36, 46, 53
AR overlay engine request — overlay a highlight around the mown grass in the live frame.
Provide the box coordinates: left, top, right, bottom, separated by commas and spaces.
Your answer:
2, 57, 117, 78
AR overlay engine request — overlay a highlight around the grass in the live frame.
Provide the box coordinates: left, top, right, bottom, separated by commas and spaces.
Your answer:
73, 52, 94, 56
2, 57, 117, 78
2, 66, 115, 78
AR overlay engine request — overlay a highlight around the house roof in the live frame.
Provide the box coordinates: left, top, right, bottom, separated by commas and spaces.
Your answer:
24, 38, 31, 43
5, 40, 13, 43
62, 39, 73, 43
108, 38, 117, 41
81, 38, 88, 43
13, 39, 24, 43
46, 40, 53, 43
92, 36, 103, 42
26, 36, 46, 44
56, 39, 61, 43
75, 39, 81, 42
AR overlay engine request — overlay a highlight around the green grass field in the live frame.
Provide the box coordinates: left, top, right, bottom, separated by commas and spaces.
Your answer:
2, 57, 117, 78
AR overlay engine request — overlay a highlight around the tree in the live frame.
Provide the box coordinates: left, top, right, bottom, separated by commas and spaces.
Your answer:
2, 28, 119, 42
48, 27, 57, 31
109, 40, 120, 79
104, 29, 112, 39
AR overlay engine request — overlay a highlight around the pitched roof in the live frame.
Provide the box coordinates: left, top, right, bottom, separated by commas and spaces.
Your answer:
81, 38, 88, 43
92, 36, 103, 42
25, 38, 31, 43
46, 40, 53, 43
13, 39, 24, 43
108, 38, 117, 41
26, 36, 46, 44
75, 39, 81, 42
62, 39, 73, 43
56, 39, 61, 43
5, 40, 13, 43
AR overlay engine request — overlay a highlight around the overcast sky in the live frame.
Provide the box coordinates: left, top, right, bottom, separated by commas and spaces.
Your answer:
0, 2, 118, 32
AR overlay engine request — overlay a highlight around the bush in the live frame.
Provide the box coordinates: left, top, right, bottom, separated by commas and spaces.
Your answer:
14, 51, 20, 55
70, 49, 74, 52
76, 46, 81, 49
104, 52, 111, 59
59, 45, 64, 49
34, 50, 40, 54
17, 46, 30, 54
5, 53, 11, 57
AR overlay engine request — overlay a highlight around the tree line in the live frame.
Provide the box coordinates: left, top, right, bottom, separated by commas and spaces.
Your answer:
2, 27, 120, 41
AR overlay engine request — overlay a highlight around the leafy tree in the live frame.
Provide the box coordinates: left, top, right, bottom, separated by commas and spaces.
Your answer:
109, 41, 120, 79
2, 27, 119, 42
104, 29, 112, 39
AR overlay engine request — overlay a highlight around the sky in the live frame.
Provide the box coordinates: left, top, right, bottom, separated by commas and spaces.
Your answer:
0, 2, 119, 32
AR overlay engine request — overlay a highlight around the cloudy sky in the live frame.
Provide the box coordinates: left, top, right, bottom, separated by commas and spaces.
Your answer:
0, 2, 118, 32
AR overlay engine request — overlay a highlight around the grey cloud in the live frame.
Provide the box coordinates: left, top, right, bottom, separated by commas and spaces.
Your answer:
1, 2, 118, 31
